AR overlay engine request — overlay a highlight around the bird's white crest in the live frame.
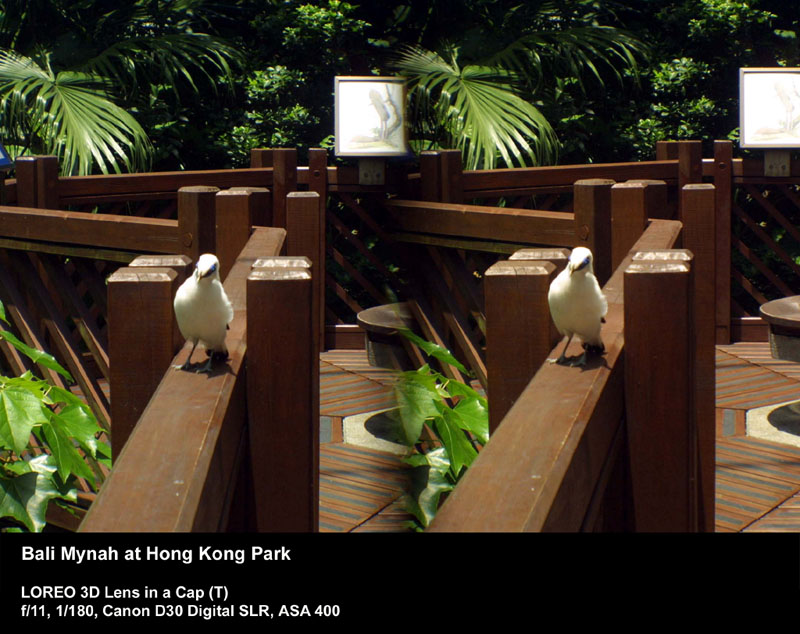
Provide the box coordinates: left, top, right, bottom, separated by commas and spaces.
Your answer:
547, 247, 608, 365
173, 253, 234, 372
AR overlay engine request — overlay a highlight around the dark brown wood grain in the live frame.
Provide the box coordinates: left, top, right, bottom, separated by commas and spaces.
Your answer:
286, 192, 325, 353
108, 266, 179, 458
80, 227, 286, 532
573, 179, 614, 285
624, 255, 693, 530
680, 184, 717, 532
384, 199, 576, 247
428, 219, 682, 532
485, 259, 556, 434
247, 258, 318, 531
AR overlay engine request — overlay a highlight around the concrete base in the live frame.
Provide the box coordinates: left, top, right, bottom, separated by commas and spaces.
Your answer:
746, 399, 800, 448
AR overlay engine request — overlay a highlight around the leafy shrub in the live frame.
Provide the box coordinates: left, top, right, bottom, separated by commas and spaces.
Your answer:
0, 302, 106, 532
391, 330, 488, 529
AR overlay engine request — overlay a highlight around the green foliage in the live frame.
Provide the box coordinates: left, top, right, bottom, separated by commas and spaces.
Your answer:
393, 3, 646, 168
0, 0, 241, 174
0, 302, 104, 532
214, 0, 371, 167
391, 331, 488, 529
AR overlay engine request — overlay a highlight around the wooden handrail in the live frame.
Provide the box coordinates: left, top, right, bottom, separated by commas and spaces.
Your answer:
428, 219, 682, 532
0, 205, 179, 253
79, 226, 286, 532
384, 199, 576, 247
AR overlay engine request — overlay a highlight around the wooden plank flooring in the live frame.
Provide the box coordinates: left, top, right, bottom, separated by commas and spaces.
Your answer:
326, 342, 800, 532
318, 349, 413, 533
714, 342, 800, 532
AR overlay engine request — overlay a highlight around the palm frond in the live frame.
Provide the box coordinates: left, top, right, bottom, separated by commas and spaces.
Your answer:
396, 45, 558, 169
82, 33, 241, 99
0, 49, 152, 175
489, 26, 648, 92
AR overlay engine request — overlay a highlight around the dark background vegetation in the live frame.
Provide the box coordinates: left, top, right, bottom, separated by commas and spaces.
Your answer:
1, 0, 799, 173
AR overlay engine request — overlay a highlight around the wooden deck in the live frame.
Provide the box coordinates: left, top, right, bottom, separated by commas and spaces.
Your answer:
715, 342, 800, 532
321, 342, 800, 532
318, 349, 414, 532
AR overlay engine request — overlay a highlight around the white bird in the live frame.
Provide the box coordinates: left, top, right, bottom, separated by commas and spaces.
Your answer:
173, 253, 234, 373
547, 246, 608, 366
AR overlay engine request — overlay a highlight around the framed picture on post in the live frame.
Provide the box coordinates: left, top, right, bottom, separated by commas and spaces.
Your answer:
334, 76, 409, 157
740, 67, 800, 148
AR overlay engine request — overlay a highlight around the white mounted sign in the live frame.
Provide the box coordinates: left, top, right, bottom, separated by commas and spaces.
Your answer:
334, 76, 409, 157
740, 67, 800, 148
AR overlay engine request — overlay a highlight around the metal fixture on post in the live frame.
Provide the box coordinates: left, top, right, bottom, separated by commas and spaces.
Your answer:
334, 76, 411, 185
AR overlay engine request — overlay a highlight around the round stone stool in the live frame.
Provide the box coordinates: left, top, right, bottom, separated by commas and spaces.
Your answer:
356, 302, 416, 370
760, 296, 800, 362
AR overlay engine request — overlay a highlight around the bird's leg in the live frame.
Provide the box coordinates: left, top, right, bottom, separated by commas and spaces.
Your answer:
196, 355, 214, 374
174, 339, 199, 371
549, 334, 574, 365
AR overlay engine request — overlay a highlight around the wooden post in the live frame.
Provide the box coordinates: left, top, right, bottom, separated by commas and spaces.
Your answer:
216, 189, 256, 280
573, 179, 614, 285
128, 254, 193, 354
15, 156, 37, 208
439, 149, 464, 204
713, 140, 733, 344
611, 182, 649, 272
36, 155, 59, 209
178, 185, 219, 261
247, 257, 318, 531
286, 191, 324, 353
624, 252, 694, 531
229, 187, 271, 228
680, 183, 716, 532
420, 151, 441, 202
250, 148, 273, 168
108, 266, 179, 459
485, 259, 557, 434
655, 140, 679, 160
678, 140, 703, 221
625, 179, 669, 219
270, 148, 298, 231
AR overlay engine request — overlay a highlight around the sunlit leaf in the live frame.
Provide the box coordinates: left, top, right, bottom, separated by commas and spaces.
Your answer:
0, 329, 72, 381
0, 471, 66, 532
0, 386, 49, 455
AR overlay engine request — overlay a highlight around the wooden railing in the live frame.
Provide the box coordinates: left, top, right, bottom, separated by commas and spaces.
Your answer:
429, 182, 717, 531
0, 139, 771, 532
79, 226, 323, 531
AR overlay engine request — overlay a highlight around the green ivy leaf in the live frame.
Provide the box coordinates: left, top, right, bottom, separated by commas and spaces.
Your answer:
434, 410, 478, 477
0, 331, 73, 381
51, 404, 101, 459
394, 372, 441, 445
402, 448, 453, 528
0, 386, 50, 455
453, 397, 489, 445
0, 471, 65, 532
41, 422, 96, 486
398, 329, 471, 375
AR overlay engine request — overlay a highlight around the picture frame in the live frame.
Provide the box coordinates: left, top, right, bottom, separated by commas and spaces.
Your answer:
334, 76, 409, 157
740, 67, 800, 148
